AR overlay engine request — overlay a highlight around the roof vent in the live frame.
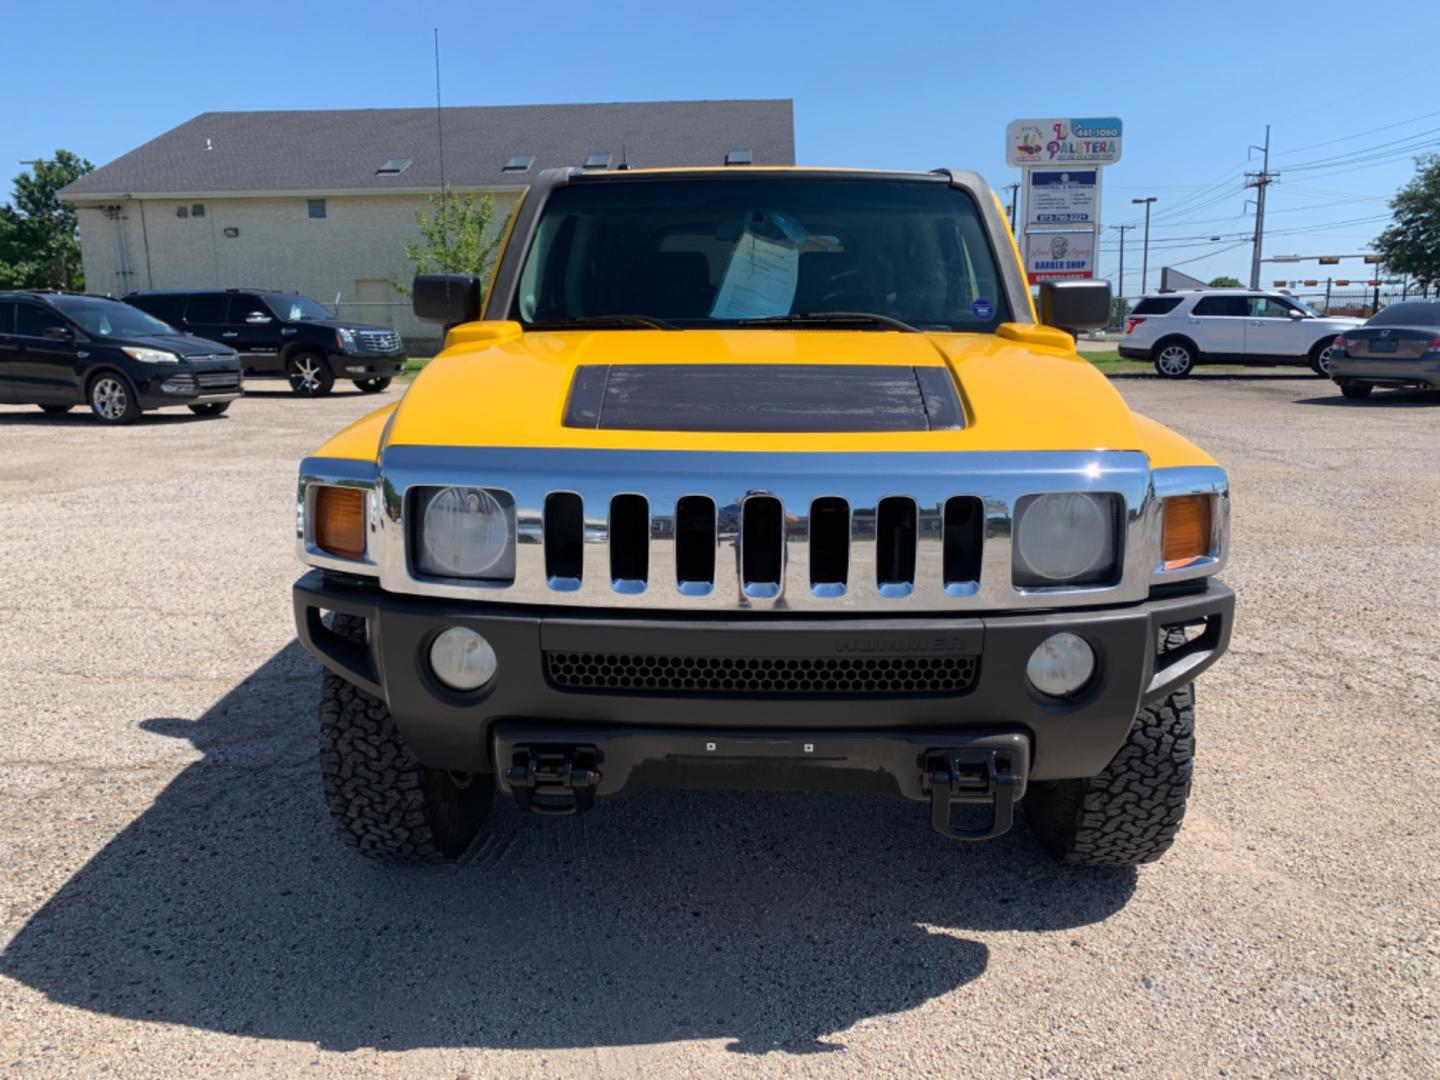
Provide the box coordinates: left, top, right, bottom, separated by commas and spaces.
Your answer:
502, 154, 536, 173
724, 149, 753, 166
583, 152, 613, 170
376, 157, 413, 175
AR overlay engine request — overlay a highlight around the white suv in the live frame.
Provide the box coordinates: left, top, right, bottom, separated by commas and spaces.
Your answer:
1119, 289, 1362, 378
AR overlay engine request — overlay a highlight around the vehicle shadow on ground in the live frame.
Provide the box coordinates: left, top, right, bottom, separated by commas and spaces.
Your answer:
0, 409, 215, 427
0, 642, 1135, 1055
239, 387, 394, 400
1293, 389, 1440, 407
1107, 371, 1319, 382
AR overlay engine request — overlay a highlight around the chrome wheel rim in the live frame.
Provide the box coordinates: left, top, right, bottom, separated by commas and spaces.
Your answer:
1157, 346, 1191, 375
292, 357, 322, 392
1316, 345, 1334, 374
92, 377, 127, 420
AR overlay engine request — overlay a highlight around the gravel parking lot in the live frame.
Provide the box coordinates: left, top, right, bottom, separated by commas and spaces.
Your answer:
0, 376, 1435, 1077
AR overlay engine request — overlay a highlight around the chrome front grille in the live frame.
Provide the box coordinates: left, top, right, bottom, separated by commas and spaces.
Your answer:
357, 330, 401, 353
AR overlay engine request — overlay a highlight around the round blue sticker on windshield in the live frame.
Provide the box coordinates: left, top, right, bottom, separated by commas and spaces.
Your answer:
972, 299, 994, 319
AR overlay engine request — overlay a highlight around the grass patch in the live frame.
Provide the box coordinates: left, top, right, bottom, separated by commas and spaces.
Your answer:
403, 357, 432, 378
1080, 350, 1151, 374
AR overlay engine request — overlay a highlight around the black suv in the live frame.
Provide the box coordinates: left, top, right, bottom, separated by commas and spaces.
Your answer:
125, 289, 405, 396
0, 291, 243, 424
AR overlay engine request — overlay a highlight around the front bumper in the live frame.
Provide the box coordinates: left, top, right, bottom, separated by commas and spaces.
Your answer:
134, 364, 245, 408
331, 353, 406, 378
1330, 355, 1440, 389
294, 570, 1234, 784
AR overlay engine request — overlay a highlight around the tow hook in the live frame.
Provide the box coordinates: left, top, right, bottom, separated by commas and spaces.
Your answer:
505, 746, 601, 816
920, 748, 1021, 841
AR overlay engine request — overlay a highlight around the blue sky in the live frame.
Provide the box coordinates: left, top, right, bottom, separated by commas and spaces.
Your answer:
6, 0, 1437, 294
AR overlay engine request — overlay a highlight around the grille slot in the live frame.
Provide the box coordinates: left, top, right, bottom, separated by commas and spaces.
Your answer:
876, 497, 918, 595
943, 496, 985, 591
544, 650, 979, 696
809, 497, 850, 595
674, 496, 716, 594
609, 494, 649, 591
196, 371, 241, 390
741, 495, 784, 598
544, 492, 584, 585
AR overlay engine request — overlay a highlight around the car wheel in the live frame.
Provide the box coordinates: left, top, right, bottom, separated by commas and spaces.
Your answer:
354, 376, 393, 393
286, 352, 335, 397
1340, 383, 1373, 400
39, 404, 73, 414
88, 373, 141, 425
1309, 337, 1339, 377
1153, 340, 1196, 378
188, 402, 231, 416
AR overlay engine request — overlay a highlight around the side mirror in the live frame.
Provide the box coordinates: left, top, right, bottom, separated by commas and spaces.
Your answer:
1287, 309, 1304, 320
42, 325, 75, 342
413, 274, 483, 325
245, 312, 273, 324
1037, 280, 1112, 333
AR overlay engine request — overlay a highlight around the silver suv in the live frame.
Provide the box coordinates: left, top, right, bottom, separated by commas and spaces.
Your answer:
1119, 289, 1362, 378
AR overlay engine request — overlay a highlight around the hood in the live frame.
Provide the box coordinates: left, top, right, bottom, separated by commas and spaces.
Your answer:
383, 329, 1145, 455
120, 333, 237, 359
308, 319, 394, 334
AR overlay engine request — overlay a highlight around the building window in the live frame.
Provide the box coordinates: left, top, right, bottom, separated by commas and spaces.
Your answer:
308, 199, 327, 219
176, 206, 189, 219
191, 204, 206, 217
376, 157, 412, 175
503, 154, 536, 173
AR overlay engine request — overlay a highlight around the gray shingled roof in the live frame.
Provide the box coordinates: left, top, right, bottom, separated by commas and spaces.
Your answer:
60, 99, 795, 199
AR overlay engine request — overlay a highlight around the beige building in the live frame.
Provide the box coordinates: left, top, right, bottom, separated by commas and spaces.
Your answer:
60, 100, 795, 347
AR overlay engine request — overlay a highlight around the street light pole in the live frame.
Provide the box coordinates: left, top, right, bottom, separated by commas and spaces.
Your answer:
1111, 223, 1135, 302
1132, 197, 1156, 294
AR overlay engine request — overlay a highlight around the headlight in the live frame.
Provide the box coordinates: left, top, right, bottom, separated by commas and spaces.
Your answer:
1013, 492, 1120, 588
413, 486, 514, 580
336, 328, 358, 352
121, 346, 179, 364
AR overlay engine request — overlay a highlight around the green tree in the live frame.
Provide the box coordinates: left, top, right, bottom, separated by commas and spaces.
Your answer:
0, 150, 94, 290
394, 186, 511, 296
1208, 275, 1244, 288
1374, 155, 1440, 289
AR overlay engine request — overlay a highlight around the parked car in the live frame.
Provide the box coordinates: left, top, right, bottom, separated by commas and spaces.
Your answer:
1119, 289, 1362, 378
0, 291, 242, 424
125, 289, 405, 396
1328, 300, 1440, 400
293, 164, 1233, 868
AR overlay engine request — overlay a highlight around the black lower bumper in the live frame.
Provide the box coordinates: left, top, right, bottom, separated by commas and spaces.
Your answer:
1117, 345, 1149, 360
294, 571, 1234, 784
329, 354, 406, 378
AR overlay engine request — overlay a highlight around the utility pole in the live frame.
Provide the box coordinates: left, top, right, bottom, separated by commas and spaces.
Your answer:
1111, 223, 1135, 301
1004, 183, 1020, 234
1246, 125, 1278, 289
1131, 197, 1156, 294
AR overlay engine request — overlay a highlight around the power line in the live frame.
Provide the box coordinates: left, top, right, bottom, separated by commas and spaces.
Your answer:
1275, 108, 1440, 157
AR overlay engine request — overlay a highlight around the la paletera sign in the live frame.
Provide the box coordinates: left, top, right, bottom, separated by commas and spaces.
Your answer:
1006, 118, 1123, 167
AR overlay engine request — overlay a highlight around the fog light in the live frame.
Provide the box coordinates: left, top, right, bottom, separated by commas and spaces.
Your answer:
429, 626, 497, 691
1026, 632, 1095, 698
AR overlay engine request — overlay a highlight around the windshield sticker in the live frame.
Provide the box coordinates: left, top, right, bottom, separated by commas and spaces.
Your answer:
709, 210, 809, 320
972, 299, 994, 319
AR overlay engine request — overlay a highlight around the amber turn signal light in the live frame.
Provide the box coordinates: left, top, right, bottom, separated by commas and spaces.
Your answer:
315, 486, 366, 560
1162, 495, 1212, 569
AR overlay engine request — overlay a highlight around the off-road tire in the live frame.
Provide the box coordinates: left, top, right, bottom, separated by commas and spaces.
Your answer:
188, 401, 230, 416
1309, 336, 1339, 377
1152, 339, 1197, 379
1024, 633, 1195, 865
318, 614, 494, 862
354, 377, 392, 393
1340, 382, 1373, 400
286, 351, 335, 397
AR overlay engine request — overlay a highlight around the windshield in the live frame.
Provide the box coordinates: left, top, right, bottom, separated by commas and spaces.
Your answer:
514, 177, 1011, 331
265, 294, 332, 321
50, 296, 178, 337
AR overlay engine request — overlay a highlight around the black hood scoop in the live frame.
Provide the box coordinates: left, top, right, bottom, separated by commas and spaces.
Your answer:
562, 363, 963, 433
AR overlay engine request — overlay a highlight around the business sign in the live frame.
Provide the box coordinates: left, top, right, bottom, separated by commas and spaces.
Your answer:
1025, 169, 1099, 227
1024, 230, 1096, 283
1007, 117, 1123, 167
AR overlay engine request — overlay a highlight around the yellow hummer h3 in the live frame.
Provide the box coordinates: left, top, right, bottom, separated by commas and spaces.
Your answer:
294, 166, 1233, 866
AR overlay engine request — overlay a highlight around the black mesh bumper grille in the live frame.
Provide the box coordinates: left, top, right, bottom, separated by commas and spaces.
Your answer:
543, 651, 979, 696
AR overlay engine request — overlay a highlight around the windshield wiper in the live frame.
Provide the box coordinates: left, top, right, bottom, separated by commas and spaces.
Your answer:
735, 311, 922, 333
528, 314, 678, 331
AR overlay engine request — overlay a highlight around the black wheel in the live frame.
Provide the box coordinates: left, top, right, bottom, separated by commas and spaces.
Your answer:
319, 614, 494, 862
286, 351, 335, 397
1024, 632, 1195, 866
1309, 337, 1339, 377
188, 401, 231, 416
39, 404, 73, 414
1340, 382, 1373, 400
1152, 340, 1196, 378
354, 376, 393, 394
88, 373, 141, 425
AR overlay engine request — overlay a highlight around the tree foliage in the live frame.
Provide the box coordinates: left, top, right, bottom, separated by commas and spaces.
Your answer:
394, 186, 511, 296
1374, 155, 1440, 289
0, 150, 94, 290
1208, 275, 1243, 288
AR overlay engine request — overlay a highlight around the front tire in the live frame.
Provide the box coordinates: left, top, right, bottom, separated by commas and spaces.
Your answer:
1153, 340, 1196, 379
353, 376, 392, 393
1024, 681, 1195, 866
88, 373, 141, 425
1309, 337, 1339, 377
319, 614, 494, 862
286, 351, 335, 397
1340, 382, 1373, 400
188, 401, 231, 416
